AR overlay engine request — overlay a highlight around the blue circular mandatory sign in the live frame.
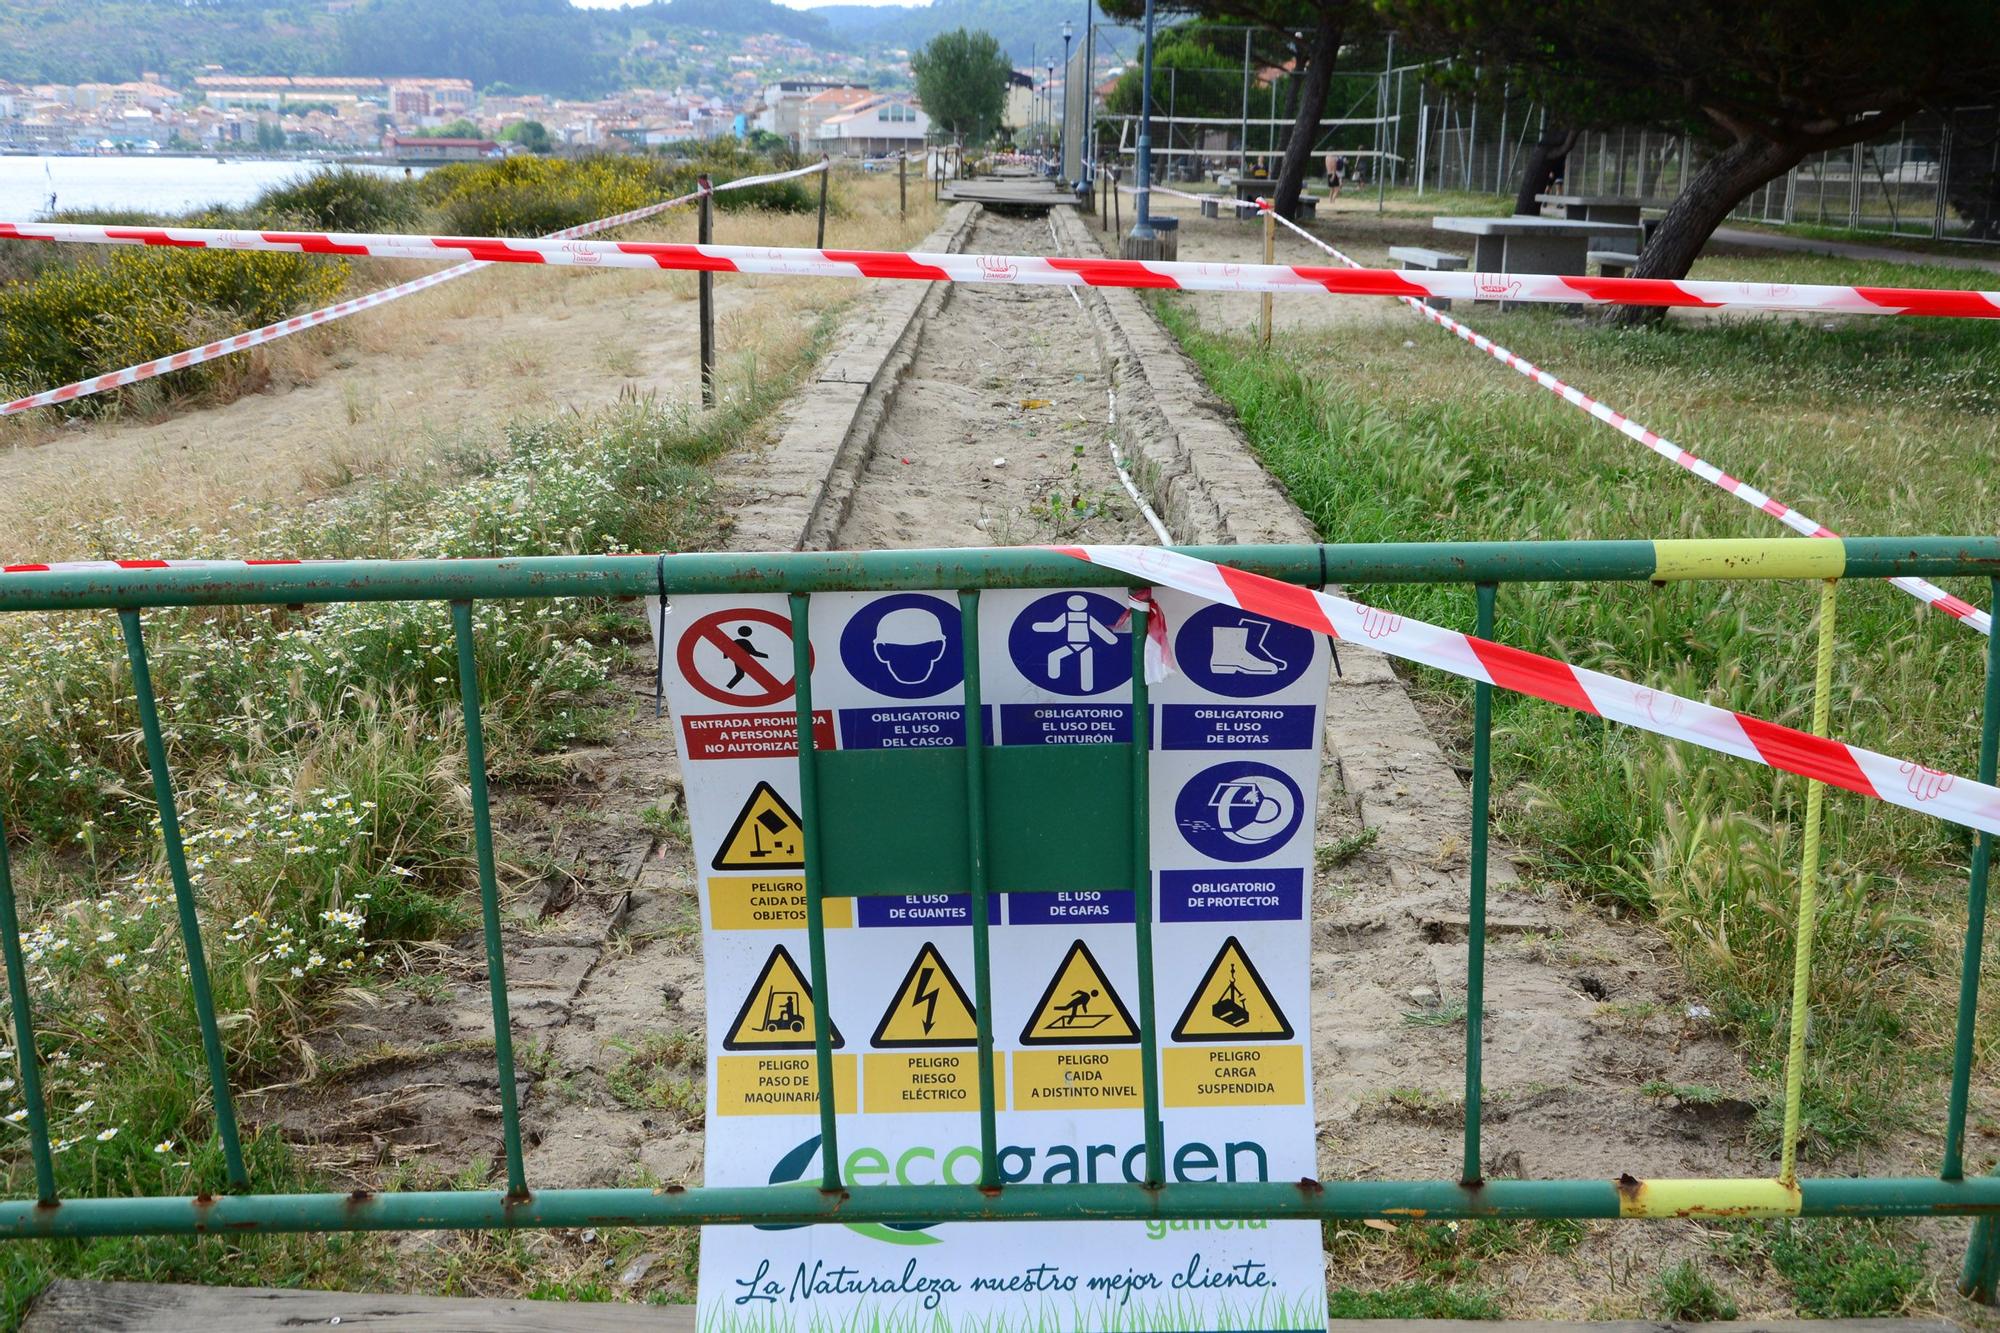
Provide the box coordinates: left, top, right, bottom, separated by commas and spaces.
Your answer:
1174, 761, 1306, 863
1174, 603, 1315, 698
1006, 591, 1133, 697
838, 593, 963, 700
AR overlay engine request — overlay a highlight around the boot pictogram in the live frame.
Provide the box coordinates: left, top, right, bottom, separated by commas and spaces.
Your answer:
1207, 620, 1286, 676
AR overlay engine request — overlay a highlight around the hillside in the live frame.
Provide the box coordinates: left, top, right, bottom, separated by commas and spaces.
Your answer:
817, 0, 1099, 64
0, 0, 836, 96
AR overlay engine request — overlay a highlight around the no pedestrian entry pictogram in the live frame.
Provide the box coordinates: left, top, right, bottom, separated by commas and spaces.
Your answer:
677, 607, 808, 708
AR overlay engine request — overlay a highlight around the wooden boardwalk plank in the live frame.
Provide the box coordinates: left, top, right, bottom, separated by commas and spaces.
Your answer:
19, 1281, 1966, 1333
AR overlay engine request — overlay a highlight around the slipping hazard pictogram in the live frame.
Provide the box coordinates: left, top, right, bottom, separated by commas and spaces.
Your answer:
1171, 935, 1293, 1042
1019, 940, 1139, 1046
871, 942, 979, 1048
711, 781, 804, 872
722, 944, 842, 1051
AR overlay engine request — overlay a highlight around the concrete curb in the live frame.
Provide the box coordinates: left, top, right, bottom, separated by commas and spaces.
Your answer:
712, 201, 980, 554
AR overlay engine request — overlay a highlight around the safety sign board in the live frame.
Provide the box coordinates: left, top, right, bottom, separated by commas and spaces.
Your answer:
710, 782, 804, 872
660, 586, 1332, 1332
872, 942, 980, 1047
722, 944, 843, 1051
1171, 936, 1293, 1041
1019, 940, 1140, 1045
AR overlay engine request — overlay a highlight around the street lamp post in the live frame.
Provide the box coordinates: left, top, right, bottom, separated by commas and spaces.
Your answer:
1129, 0, 1156, 242
1061, 20, 1073, 181
1045, 61, 1055, 163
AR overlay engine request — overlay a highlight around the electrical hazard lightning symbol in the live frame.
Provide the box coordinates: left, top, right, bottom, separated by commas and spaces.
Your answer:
1019, 940, 1139, 1046
722, 944, 843, 1051
871, 942, 979, 1048
711, 781, 805, 872
1171, 935, 1293, 1042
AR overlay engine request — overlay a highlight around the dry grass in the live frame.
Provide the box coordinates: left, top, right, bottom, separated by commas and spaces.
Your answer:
0, 170, 941, 562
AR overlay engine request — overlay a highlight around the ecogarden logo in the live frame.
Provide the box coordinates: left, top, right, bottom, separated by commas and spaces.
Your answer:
756, 1133, 1275, 1247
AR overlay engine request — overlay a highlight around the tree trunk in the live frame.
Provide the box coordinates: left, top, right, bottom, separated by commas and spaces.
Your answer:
1269, 8, 1342, 220
1609, 133, 1806, 324
1511, 127, 1577, 215
1634, 134, 1806, 278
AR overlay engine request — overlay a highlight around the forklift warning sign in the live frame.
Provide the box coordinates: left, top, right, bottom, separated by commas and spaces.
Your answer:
722, 944, 842, 1051
657, 588, 1332, 1332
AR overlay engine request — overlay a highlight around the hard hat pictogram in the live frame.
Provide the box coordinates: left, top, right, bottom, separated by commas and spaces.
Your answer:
1171, 936, 1293, 1042
723, 944, 843, 1051
871, 942, 979, 1048
712, 782, 805, 872
1019, 940, 1139, 1046
837, 593, 963, 699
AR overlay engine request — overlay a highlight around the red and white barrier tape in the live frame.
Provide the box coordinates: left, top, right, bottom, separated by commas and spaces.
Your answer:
6, 221, 1998, 318
5, 547, 1992, 834
1246, 201, 1992, 638
1057, 544, 2000, 836
1, 160, 830, 418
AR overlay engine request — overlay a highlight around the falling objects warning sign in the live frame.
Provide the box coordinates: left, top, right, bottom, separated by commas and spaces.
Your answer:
677, 607, 804, 708
1019, 940, 1138, 1045
1171, 935, 1293, 1041
711, 781, 804, 872
722, 944, 842, 1051
872, 942, 979, 1048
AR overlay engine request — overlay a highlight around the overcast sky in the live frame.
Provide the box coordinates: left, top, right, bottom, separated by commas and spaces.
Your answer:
568, 0, 925, 8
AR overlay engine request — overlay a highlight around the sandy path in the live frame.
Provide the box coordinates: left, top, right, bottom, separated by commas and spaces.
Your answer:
839, 210, 1154, 550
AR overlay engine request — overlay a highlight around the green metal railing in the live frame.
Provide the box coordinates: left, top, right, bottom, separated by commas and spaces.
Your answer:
1, 538, 1998, 1299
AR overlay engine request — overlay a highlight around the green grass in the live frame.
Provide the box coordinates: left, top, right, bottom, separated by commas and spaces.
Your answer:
1153, 256, 1999, 1169
605, 1030, 705, 1125
1646, 1258, 1738, 1321
1326, 1282, 1503, 1318
1715, 1219, 1927, 1316
0, 313, 833, 1316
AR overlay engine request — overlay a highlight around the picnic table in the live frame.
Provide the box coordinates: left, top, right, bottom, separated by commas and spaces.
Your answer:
1534, 193, 1668, 249
1430, 215, 1643, 299
1225, 177, 1316, 219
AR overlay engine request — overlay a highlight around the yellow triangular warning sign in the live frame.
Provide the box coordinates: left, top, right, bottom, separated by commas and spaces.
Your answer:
711, 781, 804, 872
1171, 935, 1292, 1042
1020, 940, 1139, 1046
872, 943, 979, 1048
722, 944, 843, 1051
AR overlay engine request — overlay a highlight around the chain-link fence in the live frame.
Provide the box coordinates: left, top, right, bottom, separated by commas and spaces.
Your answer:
1082, 24, 2000, 245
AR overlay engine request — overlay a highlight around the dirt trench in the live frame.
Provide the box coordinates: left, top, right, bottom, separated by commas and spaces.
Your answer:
262, 204, 1760, 1306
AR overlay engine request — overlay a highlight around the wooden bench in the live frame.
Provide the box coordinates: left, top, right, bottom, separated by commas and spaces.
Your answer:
1200, 196, 1222, 218
1590, 249, 1640, 278
1388, 245, 1467, 310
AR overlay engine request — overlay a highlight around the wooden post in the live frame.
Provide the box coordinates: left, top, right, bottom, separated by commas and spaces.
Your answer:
1113, 167, 1121, 232
898, 149, 906, 219
1259, 207, 1275, 349
815, 155, 829, 247
1101, 163, 1110, 230
697, 175, 715, 408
